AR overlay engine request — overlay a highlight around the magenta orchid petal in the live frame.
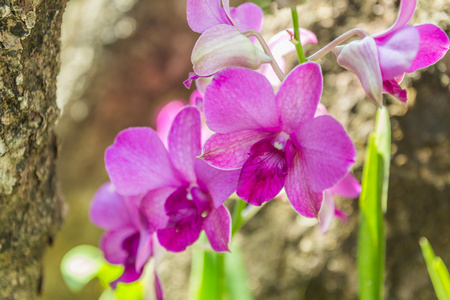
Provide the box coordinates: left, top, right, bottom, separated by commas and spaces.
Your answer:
204, 205, 231, 252
285, 148, 324, 218
154, 272, 164, 300
157, 188, 202, 252
201, 130, 272, 169
168, 106, 202, 183
140, 187, 175, 230
135, 231, 153, 273
204, 68, 280, 133
329, 173, 361, 198
89, 183, 133, 230
318, 190, 336, 234
192, 25, 272, 78
186, 0, 230, 33
375, 26, 420, 80
111, 264, 142, 288
333, 37, 383, 106
155, 100, 186, 147
100, 229, 137, 265
230, 2, 263, 32
374, 0, 417, 39
194, 159, 240, 208
383, 79, 408, 103
105, 127, 181, 196
276, 62, 323, 133
236, 136, 288, 206
406, 24, 450, 72
291, 115, 356, 192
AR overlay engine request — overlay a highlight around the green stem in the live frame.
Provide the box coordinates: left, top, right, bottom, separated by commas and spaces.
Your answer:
290, 7, 307, 64
217, 253, 226, 300
231, 199, 247, 236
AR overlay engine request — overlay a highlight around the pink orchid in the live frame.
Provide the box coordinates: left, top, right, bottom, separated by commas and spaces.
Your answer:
105, 106, 240, 252
332, 0, 449, 105
201, 63, 356, 218
89, 183, 165, 299
186, 0, 271, 84
260, 28, 318, 86
318, 173, 361, 233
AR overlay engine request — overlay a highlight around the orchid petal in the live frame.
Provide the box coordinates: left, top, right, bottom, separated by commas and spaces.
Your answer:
375, 0, 417, 39
230, 2, 264, 32
169, 106, 202, 183
276, 62, 323, 133
194, 159, 240, 208
157, 188, 202, 252
204, 67, 280, 133
135, 231, 153, 273
156, 100, 186, 147
285, 147, 323, 218
100, 229, 137, 265
201, 130, 272, 169
89, 183, 133, 230
291, 115, 356, 192
105, 128, 180, 196
111, 263, 141, 288
204, 205, 232, 252
140, 187, 175, 230
383, 79, 408, 103
407, 24, 450, 72
192, 25, 272, 78
186, 0, 230, 33
333, 37, 383, 106
329, 172, 361, 198
318, 190, 336, 234
375, 26, 420, 80
154, 272, 164, 300
236, 136, 287, 206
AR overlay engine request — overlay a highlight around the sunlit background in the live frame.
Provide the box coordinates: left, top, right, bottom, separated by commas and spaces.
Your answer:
39, 0, 450, 298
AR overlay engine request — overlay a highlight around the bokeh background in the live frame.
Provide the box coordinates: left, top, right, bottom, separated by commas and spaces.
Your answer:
38, 0, 450, 299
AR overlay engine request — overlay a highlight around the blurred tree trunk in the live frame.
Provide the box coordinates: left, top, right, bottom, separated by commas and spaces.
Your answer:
0, 0, 66, 298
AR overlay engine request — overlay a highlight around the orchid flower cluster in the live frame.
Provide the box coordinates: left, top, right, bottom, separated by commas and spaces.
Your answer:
89, 0, 448, 298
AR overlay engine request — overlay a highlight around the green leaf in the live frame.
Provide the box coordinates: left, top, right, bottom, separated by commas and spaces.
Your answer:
189, 235, 253, 300
189, 237, 222, 300
115, 281, 143, 300
420, 237, 450, 300
224, 242, 253, 300
358, 107, 390, 300
60, 245, 105, 292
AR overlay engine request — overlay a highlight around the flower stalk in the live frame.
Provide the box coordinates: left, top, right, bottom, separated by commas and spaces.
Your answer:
243, 30, 286, 82
291, 7, 307, 64
307, 28, 369, 62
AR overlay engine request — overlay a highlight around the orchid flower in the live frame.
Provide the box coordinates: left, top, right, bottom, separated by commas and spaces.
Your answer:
89, 183, 166, 299
260, 28, 318, 86
185, 0, 271, 86
332, 0, 449, 105
105, 106, 240, 252
201, 63, 356, 218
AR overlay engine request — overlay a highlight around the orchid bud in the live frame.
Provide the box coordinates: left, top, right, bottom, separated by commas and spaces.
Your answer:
191, 24, 271, 77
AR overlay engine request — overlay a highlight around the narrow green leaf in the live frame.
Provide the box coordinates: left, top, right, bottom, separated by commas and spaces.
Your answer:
224, 242, 253, 300
189, 234, 222, 300
420, 237, 450, 300
60, 245, 104, 292
374, 107, 391, 213
358, 107, 390, 300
